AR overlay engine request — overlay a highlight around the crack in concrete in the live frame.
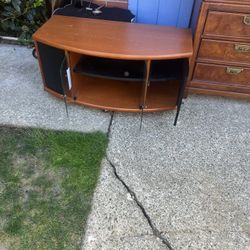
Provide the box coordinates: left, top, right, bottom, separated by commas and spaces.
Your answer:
106, 113, 174, 250
106, 158, 174, 250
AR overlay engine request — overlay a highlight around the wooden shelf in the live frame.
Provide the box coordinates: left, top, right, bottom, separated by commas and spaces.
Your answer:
73, 56, 183, 82
73, 75, 179, 112
74, 56, 144, 81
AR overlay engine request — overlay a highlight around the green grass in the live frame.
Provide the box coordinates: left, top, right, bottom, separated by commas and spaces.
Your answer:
0, 126, 108, 250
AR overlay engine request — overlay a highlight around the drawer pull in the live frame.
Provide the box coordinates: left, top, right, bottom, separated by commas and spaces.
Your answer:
235, 44, 250, 53
243, 16, 250, 25
226, 67, 244, 75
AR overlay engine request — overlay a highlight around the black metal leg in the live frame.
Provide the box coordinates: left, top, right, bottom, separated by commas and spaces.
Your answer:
174, 59, 189, 126
63, 95, 69, 117
174, 107, 181, 126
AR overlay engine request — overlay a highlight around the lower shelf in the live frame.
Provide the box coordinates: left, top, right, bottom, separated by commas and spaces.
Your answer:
72, 76, 179, 112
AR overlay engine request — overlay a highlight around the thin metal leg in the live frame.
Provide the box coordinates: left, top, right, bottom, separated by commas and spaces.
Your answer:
139, 60, 151, 130
63, 95, 69, 118
139, 105, 144, 131
174, 86, 184, 126
174, 106, 181, 126
174, 59, 189, 126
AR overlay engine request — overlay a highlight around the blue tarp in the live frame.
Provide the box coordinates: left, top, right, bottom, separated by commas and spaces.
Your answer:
129, 0, 194, 28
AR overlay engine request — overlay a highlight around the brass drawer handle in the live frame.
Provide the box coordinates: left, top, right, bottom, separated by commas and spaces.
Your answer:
243, 16, 250, 25
235, 44, 250, 53
226, 67, 244, 75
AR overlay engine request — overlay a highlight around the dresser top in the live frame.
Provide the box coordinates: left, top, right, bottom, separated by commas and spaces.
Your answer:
33, 15, 193, 60
204, 0, 250, 4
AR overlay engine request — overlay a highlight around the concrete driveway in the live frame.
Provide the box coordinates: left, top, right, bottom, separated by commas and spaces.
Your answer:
1, 44, 250, 250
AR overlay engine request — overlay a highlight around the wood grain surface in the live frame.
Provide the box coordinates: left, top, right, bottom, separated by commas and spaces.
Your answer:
204, 11, 250, 41
198, 39, 250, 66
73, 75, 179, 112
194, 63, 250, 86
33, 15, 193, 60
187, 0, 250, 99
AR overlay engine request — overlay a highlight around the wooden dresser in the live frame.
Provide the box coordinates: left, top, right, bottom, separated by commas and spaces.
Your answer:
188, 0, 250, 99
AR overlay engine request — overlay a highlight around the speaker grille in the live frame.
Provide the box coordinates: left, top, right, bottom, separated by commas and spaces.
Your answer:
37, 42, 65, 95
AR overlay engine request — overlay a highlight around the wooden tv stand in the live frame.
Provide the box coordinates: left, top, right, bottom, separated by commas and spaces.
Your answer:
33, 16, 193, 124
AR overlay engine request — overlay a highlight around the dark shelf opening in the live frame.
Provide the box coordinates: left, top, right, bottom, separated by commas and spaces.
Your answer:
73, 56, 184, 82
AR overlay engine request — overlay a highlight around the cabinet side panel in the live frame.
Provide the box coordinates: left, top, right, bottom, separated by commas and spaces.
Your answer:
187, 2, 208, 91
37, 42, 65, 95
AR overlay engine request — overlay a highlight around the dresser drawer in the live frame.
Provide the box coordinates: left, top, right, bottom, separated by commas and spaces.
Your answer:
198, 39, 250, 64
204, 11, 250, 40
193, 63, 250, 86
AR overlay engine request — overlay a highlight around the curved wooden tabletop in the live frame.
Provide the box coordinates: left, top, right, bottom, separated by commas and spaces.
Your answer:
33, 15, 193, 60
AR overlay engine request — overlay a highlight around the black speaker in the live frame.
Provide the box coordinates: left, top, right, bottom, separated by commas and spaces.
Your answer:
37, 42, 65, 95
